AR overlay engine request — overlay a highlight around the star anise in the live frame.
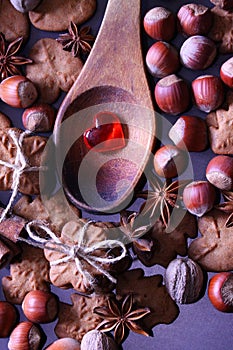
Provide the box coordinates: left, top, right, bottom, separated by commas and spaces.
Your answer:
0, 33, 32, 81
137, 173, 186, 228
119, 211, 153, 251
94, 294, 151, 344
57, 21, 94, 57
216, 190, 233, 227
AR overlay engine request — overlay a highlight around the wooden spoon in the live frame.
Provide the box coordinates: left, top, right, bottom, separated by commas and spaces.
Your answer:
53, 0, 155, 213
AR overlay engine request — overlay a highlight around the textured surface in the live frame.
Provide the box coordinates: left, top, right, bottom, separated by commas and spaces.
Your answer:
26, 38, 83, 104
29, 0, 96, 31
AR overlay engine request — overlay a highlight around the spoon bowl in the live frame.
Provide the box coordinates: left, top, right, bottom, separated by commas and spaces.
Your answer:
53, 0, 155, 213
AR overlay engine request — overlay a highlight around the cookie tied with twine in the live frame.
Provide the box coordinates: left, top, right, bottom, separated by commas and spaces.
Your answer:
0, 129, 47, 223
20, 219, 127, 294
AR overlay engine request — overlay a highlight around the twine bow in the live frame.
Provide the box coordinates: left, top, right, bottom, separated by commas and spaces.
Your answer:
21, 220, 127, 286
0, 130, 45, 222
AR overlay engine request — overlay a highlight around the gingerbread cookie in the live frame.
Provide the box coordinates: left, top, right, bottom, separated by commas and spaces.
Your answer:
134, 211, 197, 268
116, 268, 179, 330
2, 243, 50, 304
208, 6, 233, 53
55, 293, 110, 342
0, 0, 29, 42
13, 191, 81, 233
29, 0, 96, 31
0, 128, 47, 195
26, 38, 83, 103
210, 0, 233, 10
0, 112, 11, 129
188, 209, 233, 271
206, 91, 233, 155
43, 219, 125, 294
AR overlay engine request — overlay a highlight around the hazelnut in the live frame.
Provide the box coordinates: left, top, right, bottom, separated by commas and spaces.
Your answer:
206, 155, 233, 191
0, 75, 38, 108
153, 144, 188, 178
80, 330, 118, 350
146, 41, 180, 78
22, 290, 58, 323
165, 258, 204, 304
143, 7, 176, 41
220, 57, 233, 88
180, 35, 216, 70
168, 115, 208, 152
192, 75, 224, 112
46, 338, 81, 350
154, 74, 190, 115
177, 3, 213, 36
208, 272, 233, 312
22, 104, 55, 132
0, 301, 17, 338
9, 0, 42, 12
8, 321, 42, 350
182, 180, 217, 217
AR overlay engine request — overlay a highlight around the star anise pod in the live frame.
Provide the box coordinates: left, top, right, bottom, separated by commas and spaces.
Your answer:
216, 190, 233, 227
57, 21, 94, 57
94, 294, 151, 344
119, 211, 153, 251
137, 173, 186, 228
0, 33, 32, 81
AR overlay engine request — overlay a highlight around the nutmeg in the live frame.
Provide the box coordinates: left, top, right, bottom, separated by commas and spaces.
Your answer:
80, 330, 118, 350
180, 35, 216, 70
165, 258, 204, 304
22, 290, 58, 323
154, 74, 190, 115
9, 0, 41, 12
0, 75, 38, 108
8, 321, 42, 350
168, 115, 208, 152
192, 75, 224, 112
22, 104, 55, 132
46, 338, 81, 350
177, 3, 213, 36
0, 301, 17, 338
143, 7, 176, 41
146, 41, 180, 78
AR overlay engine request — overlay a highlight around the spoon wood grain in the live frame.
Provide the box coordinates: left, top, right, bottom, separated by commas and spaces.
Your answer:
53, 0, 155, 213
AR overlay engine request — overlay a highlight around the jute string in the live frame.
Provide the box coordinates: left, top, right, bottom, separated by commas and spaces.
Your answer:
20, 220, 127, 286
0, 130, 45, 222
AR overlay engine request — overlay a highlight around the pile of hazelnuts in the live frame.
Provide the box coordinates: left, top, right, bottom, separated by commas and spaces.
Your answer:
0, 290, 79, 349
143, 4, 233, 313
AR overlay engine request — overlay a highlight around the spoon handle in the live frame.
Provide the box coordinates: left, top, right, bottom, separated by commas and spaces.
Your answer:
68, 0, 153, 109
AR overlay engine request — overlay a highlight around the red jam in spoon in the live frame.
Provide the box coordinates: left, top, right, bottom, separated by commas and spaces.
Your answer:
83, 111, 126, 152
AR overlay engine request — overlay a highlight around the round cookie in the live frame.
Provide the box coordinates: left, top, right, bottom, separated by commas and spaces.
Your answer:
26, 38, 83, 104
29, 0, 96, 31
0, 0, 29, 42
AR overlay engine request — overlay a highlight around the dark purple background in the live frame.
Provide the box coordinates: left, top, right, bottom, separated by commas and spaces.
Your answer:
0, 0, 233, 349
